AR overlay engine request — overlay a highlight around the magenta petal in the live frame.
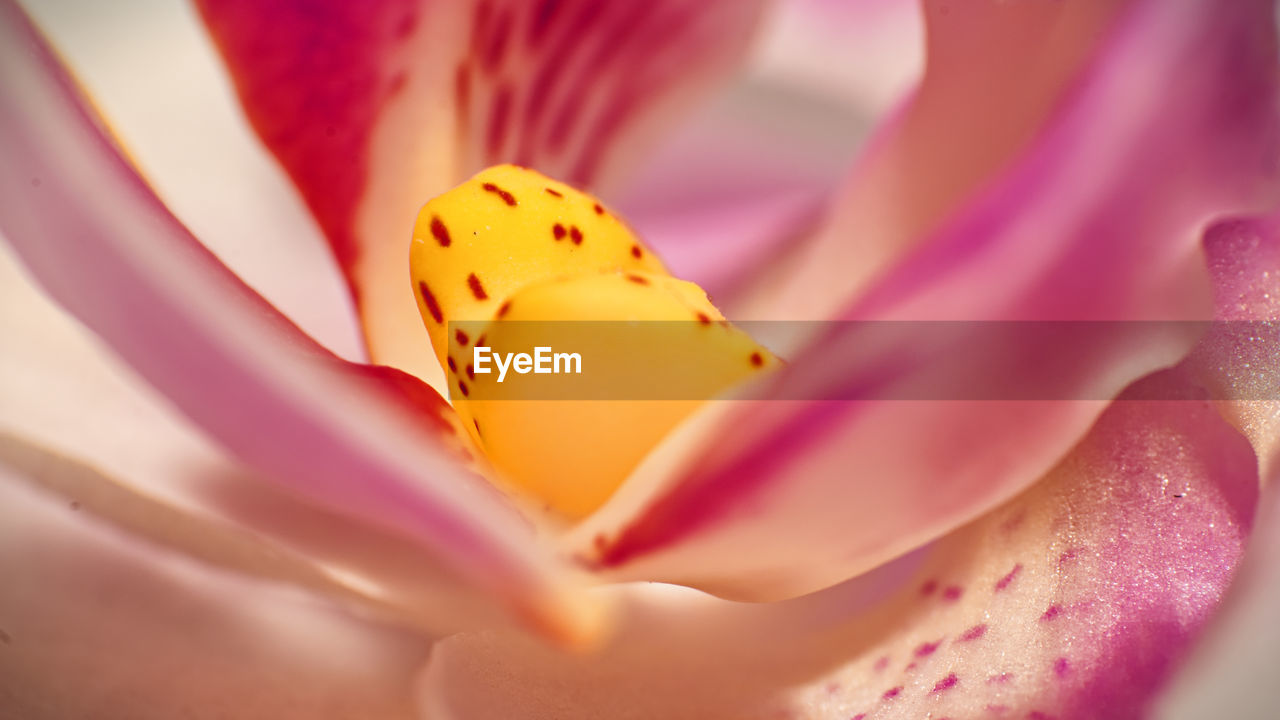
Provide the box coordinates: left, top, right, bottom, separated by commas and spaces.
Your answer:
572, 0, 1280, 600
195, 0, 768, 378
425, 378, 1257, 719
0, 2, 589, 643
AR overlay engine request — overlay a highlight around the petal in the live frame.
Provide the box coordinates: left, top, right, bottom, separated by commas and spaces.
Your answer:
571, 0, 1280, 600
194, 0, 768, 383
423, 374, 1257, 719
19, 0, 364, 361
0, 465, 430, 720
0, 2, 592, 644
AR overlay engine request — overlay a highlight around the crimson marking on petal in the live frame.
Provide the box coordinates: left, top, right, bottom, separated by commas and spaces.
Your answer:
959, 623, 988, 642
447, 357, 458, 373
920, 579, 938, 596
593, 202, 604, 215
1029, 711, 1058, 720
630, 244, 642, 259
931, 673, 959, 694
459, 380, 470, 397
528, 0, 565, 47
750, 352, 764, 368
941, 585, 964, 602
466, 364, 475, 381
485, 84, 514, 163
496, 301, 512, 318
454, 63, 471, 130
455, 330, 470, 346
552, 223, 567, 240
696, 312, 711, 325
473, 418, 481, 436
1053, 657, 1071, 678
881, 686, 902, 701
851, 715, 866, 720
476, 334, 487, 347
418, 282, 444, 323
995, 563, 1022, 592
569, 226, 583, 244
545, 187, 563, 198
430, 216, 452, 247
914, 640, 941, 658
387, 71, 407, 97
481, 7, 514, 74
625, 274, 649, 285
481, 181, 517, 206
467, 273, 489, 300
393, 11, 417, 40
1041, 604, 1062, 622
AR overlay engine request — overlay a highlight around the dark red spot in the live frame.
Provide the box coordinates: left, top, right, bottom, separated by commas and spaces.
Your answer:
467, 273, 489, 300
553, 223, 567, 240
456, 330, 470, 346
482, 182, 517, 206
626, 274, 650, 285
466, 364, 475, 380
593, 202, 604, 215
960, 623, 988, 642
477, 334, 487, 346
418, 282, 444, 323
750, 352, 764, 367
996, 563, 1022, 591
430, 216, 452, 247
570, 225, 583, 244
914, 640, 941, 658
882, 686, 902, 701
497, 301, 512, 318
473, 418, 481, 436
941, 585, 964, 602
545, 187, 564, 198
920, 579, 938, 596
458, 380, 470, 397
447, 357, 458, 373
1053, 657, 1071, 678
631, 244, 643, 259
932, 673, 959, 694
1041, 605, 1062, 622
696, 312, 712, 325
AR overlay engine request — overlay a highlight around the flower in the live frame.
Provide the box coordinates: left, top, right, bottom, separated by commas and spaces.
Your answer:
1, 0, 1279, 718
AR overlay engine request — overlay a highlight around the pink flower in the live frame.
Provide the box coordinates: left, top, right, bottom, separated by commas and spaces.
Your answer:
2, 0, 1278, 718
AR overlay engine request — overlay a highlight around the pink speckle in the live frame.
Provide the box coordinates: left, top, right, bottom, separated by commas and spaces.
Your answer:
1057, 548, 1080, 566
873, 656, 890, 672
920, 579, 938, 596
1028, 711, 1058, 720
1053, 657, 1071, 678
995, 563, 1022, 591
985, 704, 1010, 715
1041, 604, 1062, 622
942, 585, 964, 602
932, 672, 959, 694
823, 682, 840, 695
914, 640, 942, 657
960, 623, 988, 641
882, 686, 902, 701
904, 661, 918, 671
851, 714, 866, 720
987, 672, 1014, 685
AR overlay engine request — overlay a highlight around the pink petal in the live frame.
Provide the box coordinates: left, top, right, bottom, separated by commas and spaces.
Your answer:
424, 376, 1257, 719
0, 246, 543, 636
571, 0, 1280, 600
194, 0, 768, 380
0, 2, 590, 644
0, 468, 430, 720
17, 0, 365, 361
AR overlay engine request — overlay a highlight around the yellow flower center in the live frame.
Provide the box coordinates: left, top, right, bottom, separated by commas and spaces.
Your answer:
410, 165, 772, 519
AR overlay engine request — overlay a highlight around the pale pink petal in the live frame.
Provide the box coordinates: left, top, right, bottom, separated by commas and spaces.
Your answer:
19, 0, 364, 360
195, 0, 768, 383
0, 467, 430, 720
570, 0, 1280, 600
426, 376, 1257, 719
0, 1, 592, 644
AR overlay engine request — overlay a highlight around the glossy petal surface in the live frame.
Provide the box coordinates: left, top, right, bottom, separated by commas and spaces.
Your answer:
572, 0, 1280, 599
0, 2, 590, 644
425, 377, 1257, 719
196, 0, 767, 382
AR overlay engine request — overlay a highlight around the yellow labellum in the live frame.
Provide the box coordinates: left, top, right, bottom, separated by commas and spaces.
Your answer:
410, 165, 772, 519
